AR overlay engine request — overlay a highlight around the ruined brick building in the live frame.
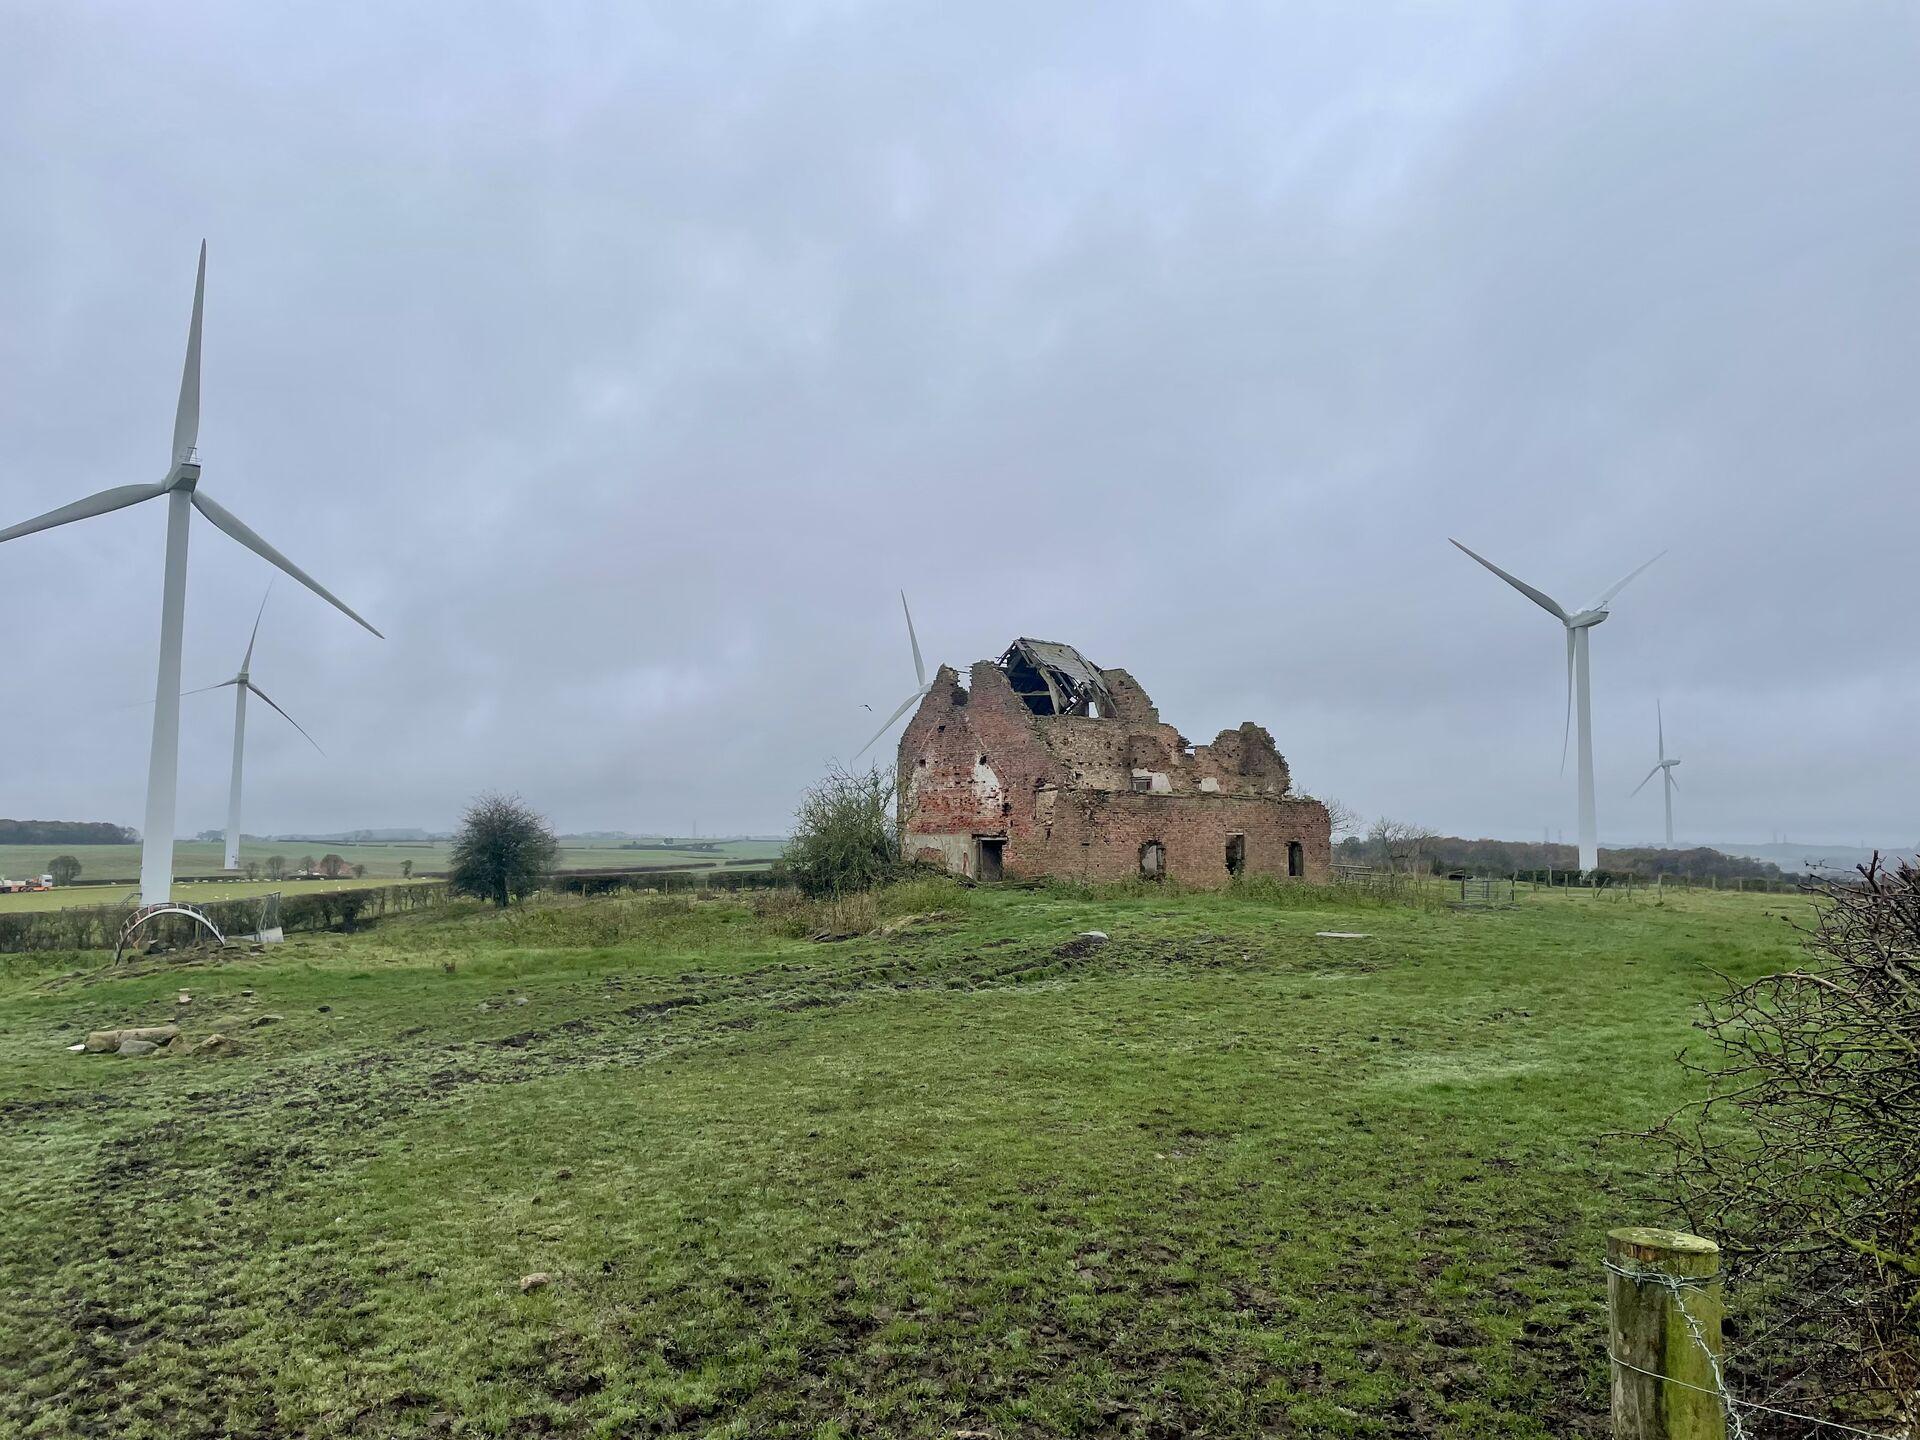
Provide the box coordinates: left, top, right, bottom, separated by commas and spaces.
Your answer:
899, 639, 1331, 887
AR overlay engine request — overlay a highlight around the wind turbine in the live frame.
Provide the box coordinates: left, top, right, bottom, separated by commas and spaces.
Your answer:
197, 587, 322, 871
854, 591, 931, 758
1451, 538, 1663, 875
1631, 700, 1681, 848
0, 244, 380, 906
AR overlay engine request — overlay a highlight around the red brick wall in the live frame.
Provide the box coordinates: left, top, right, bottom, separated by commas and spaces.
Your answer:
899, 658, 1332, 887
1039, 791, 1332, 887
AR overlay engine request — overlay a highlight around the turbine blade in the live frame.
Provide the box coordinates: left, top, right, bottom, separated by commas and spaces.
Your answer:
191, 490, 383, 638
1588, 549, 1666, 611
1560, 629, 1574, 776
0, 482, 168, 545
173, 241, 206, 465
1631, 764, 1661, 796
853, 688, 925, 758
107, 677, 234, 710
1666, 770, 1679, 791
901, 590, 926, 690
246, 681, 323, 754
1657, 698, 1665, 761
242, 583, 272, 671
1449, 538, 1570, 621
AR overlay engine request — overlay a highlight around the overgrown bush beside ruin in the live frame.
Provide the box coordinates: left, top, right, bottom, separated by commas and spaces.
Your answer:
783, 765, 900, 899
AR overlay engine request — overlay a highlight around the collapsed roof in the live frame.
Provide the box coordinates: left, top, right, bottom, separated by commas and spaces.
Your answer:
996, 638, 1116, 717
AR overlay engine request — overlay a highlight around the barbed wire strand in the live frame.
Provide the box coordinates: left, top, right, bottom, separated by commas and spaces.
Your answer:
1604, 1260, 1897, 1440
1607, 1351, 1893, 1439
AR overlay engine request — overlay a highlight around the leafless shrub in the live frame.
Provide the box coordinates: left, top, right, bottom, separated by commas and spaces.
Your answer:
1651, 854, 1920, 1431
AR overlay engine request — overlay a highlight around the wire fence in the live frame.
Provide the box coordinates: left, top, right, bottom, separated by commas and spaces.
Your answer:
1605, 1251, 1901, 1439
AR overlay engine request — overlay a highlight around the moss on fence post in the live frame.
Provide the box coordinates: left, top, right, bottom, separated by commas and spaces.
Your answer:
1607, 1227, 1725, 1440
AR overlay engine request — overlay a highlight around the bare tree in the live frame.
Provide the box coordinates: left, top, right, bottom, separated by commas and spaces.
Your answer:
1367, 817, 1437, 873
1319, 795, 1359, 840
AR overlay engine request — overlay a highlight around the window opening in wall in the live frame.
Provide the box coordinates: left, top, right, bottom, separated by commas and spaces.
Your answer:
976, 837, 1005, 882
1225, 834, 1245, 877
1287, 841, 1304, 877
1139, 840, 1165, 880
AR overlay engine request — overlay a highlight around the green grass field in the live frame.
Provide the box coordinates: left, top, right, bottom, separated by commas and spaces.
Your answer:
0, 838, 786, 912
0, 880, 1804, 1438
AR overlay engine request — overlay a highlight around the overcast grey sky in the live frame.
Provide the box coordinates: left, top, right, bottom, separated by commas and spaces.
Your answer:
2, 2, 1915, 845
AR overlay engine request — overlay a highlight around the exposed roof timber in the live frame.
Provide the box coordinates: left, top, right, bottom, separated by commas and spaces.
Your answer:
997, 638, 1116, 716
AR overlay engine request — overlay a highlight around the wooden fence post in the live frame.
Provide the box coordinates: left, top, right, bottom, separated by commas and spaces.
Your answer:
1607, 1227, 1725, 1440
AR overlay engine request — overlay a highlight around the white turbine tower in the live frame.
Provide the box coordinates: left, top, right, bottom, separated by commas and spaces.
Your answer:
199, 588, 322, 871
1631, 700, 1681, 848
0, 244, 380, 906
1451, 538, 1663, 875
854, 591, 931, 758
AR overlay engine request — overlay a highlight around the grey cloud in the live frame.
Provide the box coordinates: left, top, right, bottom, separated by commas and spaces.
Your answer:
1, 2, 1914, 845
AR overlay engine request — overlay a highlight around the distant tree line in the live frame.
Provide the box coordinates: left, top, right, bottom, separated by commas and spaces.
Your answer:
0, 819, 137, 846
1333, 832, 1787, 881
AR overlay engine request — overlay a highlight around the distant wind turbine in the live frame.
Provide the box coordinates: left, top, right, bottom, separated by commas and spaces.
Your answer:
1451, 538, 1664, 874
0, 244, 381, 906
193, 588, 322, 871
854, 591, 931, 758
1630, 700, 1681, 848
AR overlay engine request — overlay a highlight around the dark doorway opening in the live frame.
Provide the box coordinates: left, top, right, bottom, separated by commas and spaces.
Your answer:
976, 837, 1005, 882
1140, 840, 1165, 880
1225, 834, 1246, 877
1287, 841, 1304, 877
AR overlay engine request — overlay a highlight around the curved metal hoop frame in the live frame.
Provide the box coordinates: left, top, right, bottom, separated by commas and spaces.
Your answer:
114, 903, 227, 963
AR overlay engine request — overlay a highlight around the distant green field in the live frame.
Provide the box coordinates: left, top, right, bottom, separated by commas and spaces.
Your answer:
0, 837, 786, 902
0, 874, 443, 914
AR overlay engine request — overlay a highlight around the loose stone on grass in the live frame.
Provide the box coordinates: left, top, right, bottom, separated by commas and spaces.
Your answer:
83, 1025, 180, 1053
